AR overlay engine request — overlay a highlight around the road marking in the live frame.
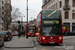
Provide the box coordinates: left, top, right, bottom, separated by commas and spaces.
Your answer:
34, 47, 36, 49
64, 43, 66, 46
35, 42, 38, 44
64, 43, 71, 50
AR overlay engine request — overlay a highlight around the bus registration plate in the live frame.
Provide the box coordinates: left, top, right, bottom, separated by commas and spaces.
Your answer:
50, 42, 55, 44
32, 35, 33, 36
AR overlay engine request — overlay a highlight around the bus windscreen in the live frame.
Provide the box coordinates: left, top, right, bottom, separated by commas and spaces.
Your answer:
29, 23, 35, 26
42, 26, 62, 36
29, 26, 36, 33
42, 10, 62, 36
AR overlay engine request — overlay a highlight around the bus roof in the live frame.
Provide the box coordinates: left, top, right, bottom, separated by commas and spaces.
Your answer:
40, 9, 61, 12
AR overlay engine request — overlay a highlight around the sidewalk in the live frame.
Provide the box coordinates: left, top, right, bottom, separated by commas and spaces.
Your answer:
5, 36, 75, 48
5, 37, 35, 48
63, 36, 75, 40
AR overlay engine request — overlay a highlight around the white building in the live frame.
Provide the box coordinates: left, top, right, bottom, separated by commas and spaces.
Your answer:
42, 0, 75, 32
0, 0, 4, 31
11, 21, 27, 31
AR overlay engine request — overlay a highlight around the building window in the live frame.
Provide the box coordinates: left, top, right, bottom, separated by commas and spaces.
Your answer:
6, 12, 8, 15
73, 10, 75, 12
44, 0, 47, 3
60, 1, 62, 8
65, 11, 69, 19
53, 5, 54, 9
52, 6, 53, 9
2, 28, 3, 31
73, 0, 75, 7
2, 23, 3, 26
63, 23, 70, 29
2, 1, 4, 4
48, 0, 50, 1
72, 10, 75, 12
2, 6, 4, 10
54, 4, 55, 9
56, 3, 57, 9
72, 23, 75, 32
6, 1, 8, 3
2, 12, 4, 15
65, 0, 69, 6
72, 13, 75, 19
6, 7, 9, 10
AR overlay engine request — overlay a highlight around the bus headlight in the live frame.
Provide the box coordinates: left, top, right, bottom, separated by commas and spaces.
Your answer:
36, 33, 39, 36
42, 37, 45, 40
59, 37, 62, 40
28, 33, 30, 35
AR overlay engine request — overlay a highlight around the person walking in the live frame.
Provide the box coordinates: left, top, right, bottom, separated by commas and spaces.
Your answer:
66, 28, 70, 36
63, 27, 66, 36
18, 25, 21, 38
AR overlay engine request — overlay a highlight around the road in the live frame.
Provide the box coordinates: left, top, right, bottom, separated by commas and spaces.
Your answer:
0, 36, 75, 50
32, 37, 75, 50
0, 36, 17, 50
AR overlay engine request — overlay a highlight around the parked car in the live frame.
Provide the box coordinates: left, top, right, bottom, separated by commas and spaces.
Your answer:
13, 31, 18, 36
0, 31, 12, 41
0, 36, 4, 47
11, 31, 14, 36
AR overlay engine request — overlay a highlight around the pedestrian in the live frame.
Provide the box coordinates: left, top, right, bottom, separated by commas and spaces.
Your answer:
64, 28, 67, 36
18, 32, 20, 38
63, 27, 66, 36
66, 28, 70, 36
18, 25, 21, 38
23, 30, 25, 36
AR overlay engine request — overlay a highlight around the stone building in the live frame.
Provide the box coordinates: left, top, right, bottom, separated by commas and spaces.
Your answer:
11, 21, 27, 31
0, 0, 4, 31
42, 0, 75, 32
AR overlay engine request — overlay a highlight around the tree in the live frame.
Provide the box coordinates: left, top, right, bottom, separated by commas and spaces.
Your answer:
11, 24, 18, 31
3, 6, 22, 30
11, 6, 22, 21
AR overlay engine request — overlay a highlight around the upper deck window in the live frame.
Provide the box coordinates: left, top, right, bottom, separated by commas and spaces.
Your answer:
42, 10, 61, 19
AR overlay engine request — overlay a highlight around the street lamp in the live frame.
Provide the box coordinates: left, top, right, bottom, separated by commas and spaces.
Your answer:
26, 0, 28, 39
22, 16, 25, 26
19, 16, 25, 32
21, 16, 25, 33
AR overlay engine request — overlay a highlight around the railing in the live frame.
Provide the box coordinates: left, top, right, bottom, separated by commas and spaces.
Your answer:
63, 5, 70, 10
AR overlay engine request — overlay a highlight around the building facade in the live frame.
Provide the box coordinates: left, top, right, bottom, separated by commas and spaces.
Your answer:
0, 0, 4, 31
42, 0, 75, 32
11, 21, 27, 31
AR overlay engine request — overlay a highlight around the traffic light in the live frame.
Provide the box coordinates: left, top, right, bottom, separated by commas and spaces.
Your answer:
18, 20, 20, 25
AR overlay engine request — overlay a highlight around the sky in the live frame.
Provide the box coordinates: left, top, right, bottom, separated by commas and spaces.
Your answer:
11, 0, 42, 21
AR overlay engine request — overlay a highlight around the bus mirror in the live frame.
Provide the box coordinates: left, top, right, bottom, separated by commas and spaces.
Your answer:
38, 28, 40, 32
64, 27, 66, 29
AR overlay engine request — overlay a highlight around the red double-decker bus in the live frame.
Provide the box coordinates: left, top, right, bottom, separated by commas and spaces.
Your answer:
36, 9, 63, 44
27, 22, 36, 36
